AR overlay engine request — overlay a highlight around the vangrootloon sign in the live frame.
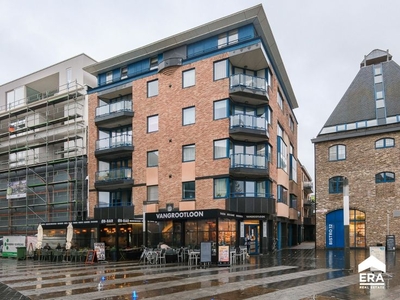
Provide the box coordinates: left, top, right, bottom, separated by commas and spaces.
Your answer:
155, 211, 204, 220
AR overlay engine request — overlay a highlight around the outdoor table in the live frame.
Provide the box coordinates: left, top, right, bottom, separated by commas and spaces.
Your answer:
188, 251, 200, 265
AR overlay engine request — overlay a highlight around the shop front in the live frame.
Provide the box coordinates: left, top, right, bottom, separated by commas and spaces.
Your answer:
145, 209, 273, 257
40, 218, 143, 260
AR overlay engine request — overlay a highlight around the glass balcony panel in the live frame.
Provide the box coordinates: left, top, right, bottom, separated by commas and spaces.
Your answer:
96, 135, 133, 150
95, 100, 132, 117
231, 153, 266, 169
230, 114, 266, 130
230, 74, 266, 91
96, 167, 132, 181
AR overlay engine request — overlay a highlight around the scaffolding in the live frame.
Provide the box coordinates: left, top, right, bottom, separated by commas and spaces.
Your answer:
0, 81, 87, 236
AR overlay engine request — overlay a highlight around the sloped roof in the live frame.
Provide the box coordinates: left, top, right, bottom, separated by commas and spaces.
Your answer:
321, 50, 400, 128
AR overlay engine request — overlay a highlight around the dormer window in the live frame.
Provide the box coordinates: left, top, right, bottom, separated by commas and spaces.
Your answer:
121, 67, 128, 79
150, 57, 158, 70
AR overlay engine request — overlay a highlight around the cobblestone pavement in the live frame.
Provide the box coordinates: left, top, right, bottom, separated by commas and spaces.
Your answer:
1, 243, 400, 300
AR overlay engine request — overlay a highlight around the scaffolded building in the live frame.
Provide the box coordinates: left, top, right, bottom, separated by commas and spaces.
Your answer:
0, 54, 96, 236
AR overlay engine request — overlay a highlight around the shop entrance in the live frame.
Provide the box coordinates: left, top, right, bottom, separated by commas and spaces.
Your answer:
244, 224, 259, 255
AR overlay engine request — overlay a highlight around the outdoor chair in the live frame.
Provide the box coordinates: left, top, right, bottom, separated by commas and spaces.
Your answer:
53, 250, 64, 262
156, 248, 166, 265
177, 248, 184, 263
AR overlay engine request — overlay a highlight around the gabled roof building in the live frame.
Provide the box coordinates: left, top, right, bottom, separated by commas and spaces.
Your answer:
313, 49, 400, 249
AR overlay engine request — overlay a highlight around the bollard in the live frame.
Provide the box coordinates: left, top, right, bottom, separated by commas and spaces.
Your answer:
132, 290, 138, 299
98, 276, 106, 291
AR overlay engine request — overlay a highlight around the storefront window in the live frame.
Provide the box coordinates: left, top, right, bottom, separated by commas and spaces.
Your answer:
218, 218, 237, 246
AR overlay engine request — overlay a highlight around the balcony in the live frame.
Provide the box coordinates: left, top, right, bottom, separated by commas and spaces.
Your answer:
226, 195, 275, 214
289, 207, 299, 221
94, 204, 134, 219
95, 100, 133, 129
158, 57, 183, 73
230, 154, 269, 178
95, 135, 133, 160
95, 168, 134, 191
303, 181, 314, 193
229, 74, 268, 105
229, 114, 269, 142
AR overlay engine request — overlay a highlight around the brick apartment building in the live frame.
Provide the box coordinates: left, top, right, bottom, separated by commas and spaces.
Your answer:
313, 49, 400, 249
84, 4, 312, 254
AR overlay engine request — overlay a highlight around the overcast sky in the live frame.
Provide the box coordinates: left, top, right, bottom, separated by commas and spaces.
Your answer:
1, 0, 400, 183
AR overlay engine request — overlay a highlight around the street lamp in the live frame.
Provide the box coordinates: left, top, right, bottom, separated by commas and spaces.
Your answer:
343, 177, 350, 270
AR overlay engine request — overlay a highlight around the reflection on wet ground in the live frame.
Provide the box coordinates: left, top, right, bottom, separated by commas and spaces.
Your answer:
1, 244, 400, 299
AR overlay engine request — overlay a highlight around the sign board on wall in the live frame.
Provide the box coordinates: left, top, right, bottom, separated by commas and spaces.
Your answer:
94, 243, 106, 261
218, 245, 230, 266
2, 236, 26, 258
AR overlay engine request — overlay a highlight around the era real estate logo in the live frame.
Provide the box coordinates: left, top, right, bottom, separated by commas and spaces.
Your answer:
358, 255, 386, 289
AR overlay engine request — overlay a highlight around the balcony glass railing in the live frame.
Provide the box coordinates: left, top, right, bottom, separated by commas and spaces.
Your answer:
230, 153, 267, 169
95, 168, 132, 182
230, 74, 267, 92
95, 135, 133, 151
95, 100, 132, 117
230, 114, 268, 131
229, 192, 274, 198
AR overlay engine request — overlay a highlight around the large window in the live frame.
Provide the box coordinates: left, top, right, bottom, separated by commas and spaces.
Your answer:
217, 30, 238, 48
329, 176, 344, 194
183, 144, 195, 162
277, 185, 288, 204
183, 69, 195, 88
106, 72, 112, 84
231, 180, 270, 198
213, 99, 229, 119
147, 115, 159, 132
147, 79, 158, 97
375, 172, 395, 183
147, 150, 159, 167
182, 181, 195, 199
278, 91, 283, 110
7, 86, 24, 110
214, 178, 228, 198
214, 60, 228, 80
375, 138, 394, 149
214, 139, 229, 159
183, 106, 195, 125
147, 185, 159, 201
277, 136, 287, 172
329, 145, 346, 161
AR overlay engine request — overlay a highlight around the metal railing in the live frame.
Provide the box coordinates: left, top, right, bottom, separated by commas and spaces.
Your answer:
95, 135, 133, 151
95, 168, 132, 181
230, 153, 267, 169
230, 74, 267, 92
95, 100, 132, 117
230, 114, 268, 132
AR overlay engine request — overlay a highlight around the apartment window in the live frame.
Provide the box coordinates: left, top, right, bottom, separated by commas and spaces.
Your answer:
277, 136, 287, 172
267, 106, 272, 125
183, 144, 195, 162
214, 139, 229, 159
329, 145, 346, 161
218, 30, 238, 48
147, 185, 159, 201
290, 194, 297, 208
214, 178, 228, 198
183, 69, 195, 88
375, 138, 394, 149
182, 181, 195, 199
289, 116, 294, 131
150, 57, 158, 70
214, 60, 228, 80
147, 115, 159, 132
183, 106, 195, 125
214, 99, 229, 119
147, 150, 159, 167
147, 79, 158, 97
375, 172, 395, 183
289, 152, 297, 182
277, 185, 288, 204
6, 86, 24, 110
106, 71, 113, 84
278, 91, 283, 110
66, 68, 72, 84
329, 176, 344, 194
121, 67, 128, 79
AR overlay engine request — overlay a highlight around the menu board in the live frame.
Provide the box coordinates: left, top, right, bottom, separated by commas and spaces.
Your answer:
218, 245, 230, 265
94, 243, 106, 261
200, 242, 212, 263
85, 250, 97, 264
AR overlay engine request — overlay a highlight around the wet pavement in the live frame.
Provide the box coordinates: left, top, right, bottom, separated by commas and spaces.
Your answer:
1, 243, 400, 299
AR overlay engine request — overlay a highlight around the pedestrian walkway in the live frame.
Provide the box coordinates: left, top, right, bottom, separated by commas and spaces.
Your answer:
0, 244, 399, 299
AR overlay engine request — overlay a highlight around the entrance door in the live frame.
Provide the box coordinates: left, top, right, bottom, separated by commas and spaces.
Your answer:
245, 225, 259, 255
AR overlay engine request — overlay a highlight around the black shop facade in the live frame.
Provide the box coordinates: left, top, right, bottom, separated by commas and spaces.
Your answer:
145, 209, 271, 254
